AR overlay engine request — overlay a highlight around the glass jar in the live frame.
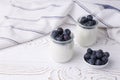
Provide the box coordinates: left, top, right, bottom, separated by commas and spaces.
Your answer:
50, 34, 74, 63
75, 22, 98, 47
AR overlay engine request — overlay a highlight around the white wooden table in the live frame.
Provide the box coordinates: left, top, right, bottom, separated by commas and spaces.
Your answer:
0, 28, 119, 80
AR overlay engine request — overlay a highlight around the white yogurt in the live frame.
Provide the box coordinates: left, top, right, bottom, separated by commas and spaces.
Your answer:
75, 23, 98, 47
50, 34, 74, 63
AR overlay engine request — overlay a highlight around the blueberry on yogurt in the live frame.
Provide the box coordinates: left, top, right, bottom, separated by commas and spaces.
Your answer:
51, 27, 72, 41
78, 15, 97, 28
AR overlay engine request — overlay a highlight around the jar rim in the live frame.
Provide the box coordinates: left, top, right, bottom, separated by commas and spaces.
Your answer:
77, 18, 98, 29
50, 33, 74, 44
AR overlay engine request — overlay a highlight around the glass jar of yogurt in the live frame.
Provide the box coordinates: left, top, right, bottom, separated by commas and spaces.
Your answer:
75, 19, 98, 47
50, 28, 74, 63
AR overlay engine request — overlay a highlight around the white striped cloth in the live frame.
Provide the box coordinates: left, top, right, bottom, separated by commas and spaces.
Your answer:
0, 0, 73, 49
0, 0, 120, 49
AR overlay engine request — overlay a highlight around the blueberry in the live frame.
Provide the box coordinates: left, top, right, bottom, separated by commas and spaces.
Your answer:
84, 53, 91, 59
60, 34, 65, 40
92, 20, 96, 25
98, 49, 103, 53
90, 54, 97, 59
103, 59, 108, 64
98, 49, 103, 54
80, 17, 88, 24
85, 58, 89, 62
101, 56, 108, 61
55, 34, 64, 41
55, 37, 62, 41
51, 30, 59, 38
83, 22, 90, 26
88, 59, 96, 65
87, 20, 95, 26
87, 48, 93, 54
64, 34, 71, 41
65, 29, 71, 36
84, 20, 96, 27
57, 27, 63, 35
87, 15, 93, 21
96, 51, 103, 59
95, 59, 102, 65
92, 51, 96, 55
102, 56, 108, 64
104, 52, 110, 58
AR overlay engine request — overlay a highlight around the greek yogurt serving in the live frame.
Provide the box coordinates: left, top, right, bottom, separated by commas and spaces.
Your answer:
50, 27, 74, 63
75, 15, 98, 47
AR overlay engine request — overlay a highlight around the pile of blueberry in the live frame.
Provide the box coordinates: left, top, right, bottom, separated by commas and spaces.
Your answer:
84, 48, 110, 65
78, 15, 96, 26
51, 27, 71, 41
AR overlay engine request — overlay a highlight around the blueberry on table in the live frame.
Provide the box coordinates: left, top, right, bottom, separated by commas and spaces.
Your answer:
57, 27, 63, 35
65, 29, 71, 36
80, 16, 88, 24
52, 30, 59, 38
87, 15, 93, 21
95, 59, 102, 65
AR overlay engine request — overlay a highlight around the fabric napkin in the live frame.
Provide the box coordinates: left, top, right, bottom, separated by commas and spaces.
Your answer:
0, 0, 73, 49
0, 0, 120, 49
